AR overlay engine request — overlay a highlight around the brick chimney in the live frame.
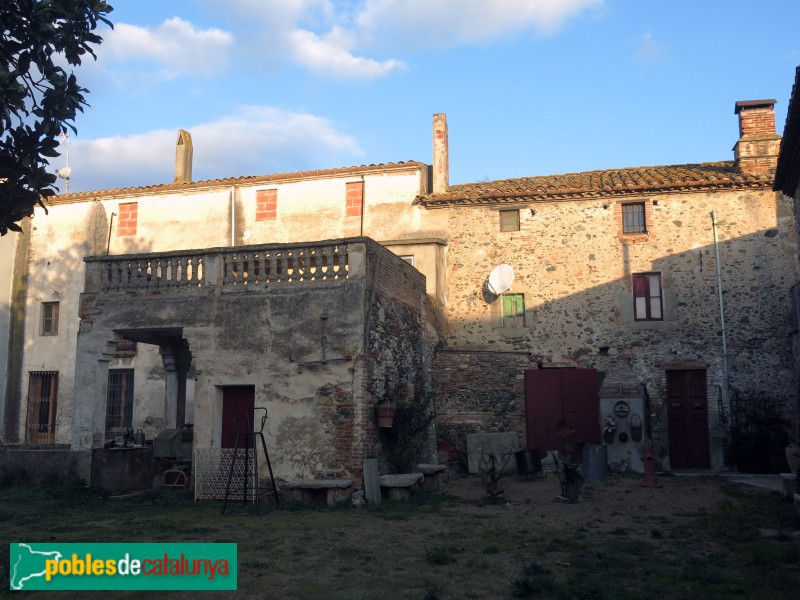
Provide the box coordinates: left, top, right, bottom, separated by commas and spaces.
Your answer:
174, 129, 193, 184
733, 100, 781, 176
432, 113, 449, 194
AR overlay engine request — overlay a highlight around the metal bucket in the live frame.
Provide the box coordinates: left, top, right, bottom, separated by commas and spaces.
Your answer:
515, 449, 543, 475
582, 444, 608, 482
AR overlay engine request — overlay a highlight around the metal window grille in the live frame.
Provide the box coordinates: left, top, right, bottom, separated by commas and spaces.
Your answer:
42, 302, 59, 335
499, 209, 520, 232
26, 371, 58, 444
622, 203, 646, 234
106, 369, 134, 434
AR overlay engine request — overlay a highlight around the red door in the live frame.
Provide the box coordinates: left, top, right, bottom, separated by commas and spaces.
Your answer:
525, 369, 600, 457
666, 370, 710, 468
221, 386, 255, 448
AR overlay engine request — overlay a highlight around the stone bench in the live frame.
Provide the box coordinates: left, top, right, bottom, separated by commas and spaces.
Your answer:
417, 464, 448, 492
781, 473, 797, 499
284, 479, 352, 507
379, 473, 423, 501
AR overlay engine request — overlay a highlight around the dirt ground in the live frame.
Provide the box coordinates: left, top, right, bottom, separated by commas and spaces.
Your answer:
439, 468, 735, 532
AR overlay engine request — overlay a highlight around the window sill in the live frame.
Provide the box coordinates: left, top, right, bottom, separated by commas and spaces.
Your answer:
494, 326, 529, 338
621, 234, 649, 243
627, 320, 674, 332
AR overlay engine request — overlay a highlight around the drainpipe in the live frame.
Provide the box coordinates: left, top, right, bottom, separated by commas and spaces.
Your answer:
230, 186, 235, 247
359, 175, 365, 237
711, 211, 732, 432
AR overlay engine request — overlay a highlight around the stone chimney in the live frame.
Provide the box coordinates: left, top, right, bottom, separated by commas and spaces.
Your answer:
174, 129, 193, 184
432, 113, 449, 194
733, 100, 781, 176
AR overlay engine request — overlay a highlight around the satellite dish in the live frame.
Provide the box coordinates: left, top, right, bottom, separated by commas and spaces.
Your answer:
57, 166, 72, 180
487, 263, 514, 295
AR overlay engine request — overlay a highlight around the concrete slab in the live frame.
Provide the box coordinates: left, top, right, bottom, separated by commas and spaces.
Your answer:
466, 432, 520, 474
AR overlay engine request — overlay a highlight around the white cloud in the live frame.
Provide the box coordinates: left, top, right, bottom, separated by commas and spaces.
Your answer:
101, 17, 234, 78
355, 0, 604, 48
633, 31, 667, 62
66, 107, 363, 193
214, 0, 602, 79
289, 27, 405, 79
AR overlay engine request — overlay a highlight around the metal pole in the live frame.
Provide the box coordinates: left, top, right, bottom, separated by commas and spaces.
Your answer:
711, 211, 732, 432
106, 212, 116, 255
230, 186, 235, 247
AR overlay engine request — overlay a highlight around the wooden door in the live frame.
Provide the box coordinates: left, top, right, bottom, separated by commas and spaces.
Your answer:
221, 386, 255, 448
666, 370, 710, 469
525, 369, 600, 457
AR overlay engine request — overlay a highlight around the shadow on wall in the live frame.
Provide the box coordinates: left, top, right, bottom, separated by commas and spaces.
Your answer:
435, 221, 797, 467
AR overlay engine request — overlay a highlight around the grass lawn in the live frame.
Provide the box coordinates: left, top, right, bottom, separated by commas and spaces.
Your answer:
1, 475, 798, 599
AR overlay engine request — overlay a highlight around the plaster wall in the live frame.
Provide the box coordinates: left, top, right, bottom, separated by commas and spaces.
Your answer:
0, 233, 17, 435
13, 165, 438, 447
72, 240, 433, 484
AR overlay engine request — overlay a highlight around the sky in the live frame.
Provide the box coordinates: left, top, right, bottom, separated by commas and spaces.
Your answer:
52, 0, 800, 194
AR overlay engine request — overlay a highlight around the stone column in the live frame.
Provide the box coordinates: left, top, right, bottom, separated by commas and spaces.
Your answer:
160, 343, 192, 429
71, 337, 117, 450
160, 347, 179, 429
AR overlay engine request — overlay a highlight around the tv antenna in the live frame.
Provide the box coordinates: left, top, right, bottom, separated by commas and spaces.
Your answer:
56, 132, 72, 193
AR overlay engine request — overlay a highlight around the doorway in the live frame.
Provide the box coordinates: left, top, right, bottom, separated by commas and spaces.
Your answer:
221, 386, 255, 449
666, 369, 710, 469
524, 369, 600, 457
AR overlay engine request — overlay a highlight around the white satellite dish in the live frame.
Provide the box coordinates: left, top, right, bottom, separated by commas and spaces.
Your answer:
487, 263, 514, 295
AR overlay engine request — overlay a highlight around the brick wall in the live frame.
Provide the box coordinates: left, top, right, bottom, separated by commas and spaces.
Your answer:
117, 202, 137, 237
739, 106, 777, 137
346, 181, 364, 217
433, 350, 534, 456
255, 189, 277, 221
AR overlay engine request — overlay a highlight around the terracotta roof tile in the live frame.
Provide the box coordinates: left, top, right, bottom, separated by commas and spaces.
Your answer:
46, 161, 426, 205
416, 161, 773, 207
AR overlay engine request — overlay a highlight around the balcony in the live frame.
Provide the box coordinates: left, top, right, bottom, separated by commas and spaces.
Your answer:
83, 239, 359, 294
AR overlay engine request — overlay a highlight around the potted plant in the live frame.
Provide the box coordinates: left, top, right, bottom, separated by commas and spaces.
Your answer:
603, 416, 616, 444
377, 400, 397, 428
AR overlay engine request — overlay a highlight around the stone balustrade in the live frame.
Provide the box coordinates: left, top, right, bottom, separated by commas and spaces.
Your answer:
84, 240, 356, 293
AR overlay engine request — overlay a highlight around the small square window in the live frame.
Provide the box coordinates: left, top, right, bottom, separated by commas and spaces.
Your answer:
499, 209, 520, 232
622, 203, 646, 235
41, 302, 59, 336
502, 293, 525, 327
399, 255, 414, 266
633, 272, 662, 321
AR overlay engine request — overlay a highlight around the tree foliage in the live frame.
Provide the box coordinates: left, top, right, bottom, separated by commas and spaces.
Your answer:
0, 0, 113, 235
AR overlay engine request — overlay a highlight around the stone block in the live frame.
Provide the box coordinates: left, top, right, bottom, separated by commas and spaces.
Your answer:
284, 479, 352, 507
379, 473, 423, 501
417, 463, 447, 491
363, 458, 381, 506
781, 473, 797, 499
466, 432, 520, 474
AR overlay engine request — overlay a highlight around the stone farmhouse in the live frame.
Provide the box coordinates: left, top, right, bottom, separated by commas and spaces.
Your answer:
775, 65, 800, 445
1, 92, 798, 491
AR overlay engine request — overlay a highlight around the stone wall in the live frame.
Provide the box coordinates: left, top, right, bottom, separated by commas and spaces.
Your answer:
433, 350, 533, 457
365, 243, 438, 473
435, 187, 799, 469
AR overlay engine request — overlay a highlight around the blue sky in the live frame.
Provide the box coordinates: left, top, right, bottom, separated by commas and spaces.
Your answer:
57, 0, 800, 193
